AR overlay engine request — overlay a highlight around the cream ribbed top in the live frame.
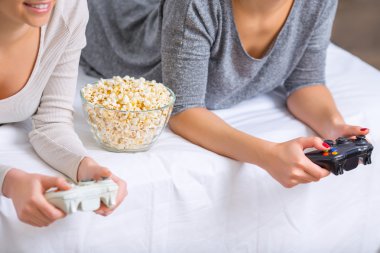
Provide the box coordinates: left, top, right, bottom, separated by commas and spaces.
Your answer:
0, 0, 89, 195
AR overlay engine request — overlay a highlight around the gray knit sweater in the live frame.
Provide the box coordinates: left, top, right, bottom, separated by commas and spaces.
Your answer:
81, 0, 338, 114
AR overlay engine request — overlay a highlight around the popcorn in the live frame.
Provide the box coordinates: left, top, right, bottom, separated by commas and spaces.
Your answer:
81, 76, 175, 152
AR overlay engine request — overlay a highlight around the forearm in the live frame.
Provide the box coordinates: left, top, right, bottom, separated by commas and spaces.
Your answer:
169, 108, 271, 165
286, 85, 345, 138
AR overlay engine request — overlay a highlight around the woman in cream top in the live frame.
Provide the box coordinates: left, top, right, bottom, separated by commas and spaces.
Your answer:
0, 0, 126, 227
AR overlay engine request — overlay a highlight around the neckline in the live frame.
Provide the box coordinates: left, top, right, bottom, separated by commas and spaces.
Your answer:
0, 25, 46, 103
228, 0, 298, 61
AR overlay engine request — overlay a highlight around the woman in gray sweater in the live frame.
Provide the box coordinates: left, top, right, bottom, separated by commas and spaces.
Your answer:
0, 0, 127, 227
81, 0, 369, 188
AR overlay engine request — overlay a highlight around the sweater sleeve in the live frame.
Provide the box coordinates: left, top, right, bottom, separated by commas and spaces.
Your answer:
0, 165, 12, 196
28, 2, 89, 183
161, 0, 220, 114
284, 0, 338, 95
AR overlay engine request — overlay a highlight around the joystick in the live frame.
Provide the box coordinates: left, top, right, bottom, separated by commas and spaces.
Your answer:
336, 137, 350, 145
305, 135, 373, 175
355, 135, 368, 145
45, 179, 118, 214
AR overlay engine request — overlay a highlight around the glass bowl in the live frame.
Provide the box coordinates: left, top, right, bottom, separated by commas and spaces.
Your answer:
80, 85, 175, 152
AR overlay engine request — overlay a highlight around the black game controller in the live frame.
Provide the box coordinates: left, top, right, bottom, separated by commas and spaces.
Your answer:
305, 135, 374, 175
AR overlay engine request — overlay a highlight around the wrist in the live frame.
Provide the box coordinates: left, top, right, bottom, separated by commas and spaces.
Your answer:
251, 140, 277, 169
237, 133, 275, 166
318, 117, 346, 139
324, 115, 345, 129
2, 168, 26, 198
77, 157, 100, 181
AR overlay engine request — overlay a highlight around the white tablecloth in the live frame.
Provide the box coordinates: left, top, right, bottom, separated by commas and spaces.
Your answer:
1, 44, 380, 253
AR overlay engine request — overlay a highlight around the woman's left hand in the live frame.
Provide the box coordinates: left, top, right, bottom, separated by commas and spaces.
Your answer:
322, 123, 369, 140
77, 157, 127, 216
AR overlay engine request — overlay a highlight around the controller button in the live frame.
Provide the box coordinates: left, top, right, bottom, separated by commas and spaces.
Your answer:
330, 147, 338, 152
322, 142, 331, 148
332, 151, 338, 155
324, 140, 334, 147
323, 152, 329, 156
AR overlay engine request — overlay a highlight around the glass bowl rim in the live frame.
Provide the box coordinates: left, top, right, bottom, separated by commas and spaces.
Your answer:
80, 81, 176, 113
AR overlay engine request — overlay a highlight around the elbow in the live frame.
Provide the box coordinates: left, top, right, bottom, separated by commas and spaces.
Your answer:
168, 107, 206, 136
168, 112, 185, 135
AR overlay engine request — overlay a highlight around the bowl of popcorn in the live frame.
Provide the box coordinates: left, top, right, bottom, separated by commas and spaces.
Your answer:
80, 76, 175, 152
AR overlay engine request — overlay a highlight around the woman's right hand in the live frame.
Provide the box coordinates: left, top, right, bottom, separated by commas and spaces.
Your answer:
2, 169, 71, 227
258, 137, 331, 188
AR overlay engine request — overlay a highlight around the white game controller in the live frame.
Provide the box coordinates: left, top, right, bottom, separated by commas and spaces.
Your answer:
45, 179, 118, 214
